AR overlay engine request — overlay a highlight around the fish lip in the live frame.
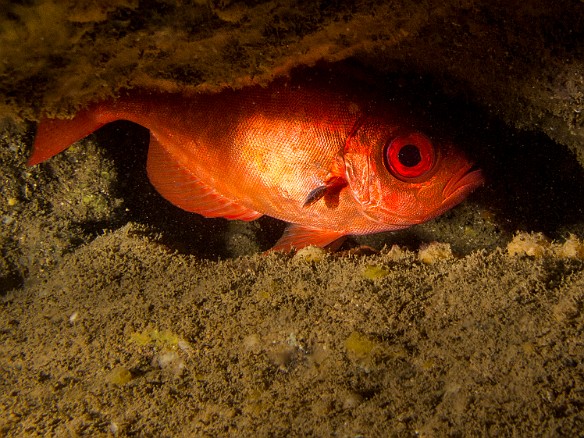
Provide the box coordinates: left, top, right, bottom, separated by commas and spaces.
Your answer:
442, 164, 485, 203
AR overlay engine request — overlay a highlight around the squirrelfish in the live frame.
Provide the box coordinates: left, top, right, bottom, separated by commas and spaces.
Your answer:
28, 74, 483, 251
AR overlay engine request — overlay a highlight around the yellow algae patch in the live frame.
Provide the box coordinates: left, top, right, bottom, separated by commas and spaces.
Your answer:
107, 366, 133, 386
254, 279, 284, 300
129, 329, 191, 376
418, 242, 454, 264
362, 265, 390, 280
420, 358, 436, 371
522, 342, 536, 355
344, 331, 379, 360
255, 288, 273, 300
129, 329, 182, 349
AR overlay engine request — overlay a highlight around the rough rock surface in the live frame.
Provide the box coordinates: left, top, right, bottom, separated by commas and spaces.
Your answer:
1, 1, 583, 435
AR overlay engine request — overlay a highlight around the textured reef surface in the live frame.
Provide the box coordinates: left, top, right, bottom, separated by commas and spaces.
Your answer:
1, 1, 583, 435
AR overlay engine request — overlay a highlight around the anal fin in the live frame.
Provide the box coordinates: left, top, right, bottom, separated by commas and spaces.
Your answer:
271, 224, 345, 252
146, 134, 262, 221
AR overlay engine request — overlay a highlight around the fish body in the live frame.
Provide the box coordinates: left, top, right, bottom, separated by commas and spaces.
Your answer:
29, 75, 483, 251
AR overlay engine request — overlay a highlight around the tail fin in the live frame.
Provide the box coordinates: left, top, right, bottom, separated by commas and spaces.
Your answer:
27, 105, 111, 166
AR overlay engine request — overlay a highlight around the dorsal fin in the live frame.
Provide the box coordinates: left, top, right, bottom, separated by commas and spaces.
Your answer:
146, 134, 262, 221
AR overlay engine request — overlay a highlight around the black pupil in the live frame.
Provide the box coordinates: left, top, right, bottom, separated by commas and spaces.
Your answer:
398, 144, 422, 167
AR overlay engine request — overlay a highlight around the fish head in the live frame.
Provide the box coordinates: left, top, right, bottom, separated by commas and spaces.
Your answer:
343, 116, 484, 229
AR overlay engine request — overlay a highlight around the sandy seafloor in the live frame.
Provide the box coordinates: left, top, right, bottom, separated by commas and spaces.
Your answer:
1, 0, 584, 436
1, 117, 583, 437
1, 228, 584, 437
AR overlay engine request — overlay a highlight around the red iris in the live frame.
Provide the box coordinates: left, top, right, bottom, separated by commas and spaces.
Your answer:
384, 132, 435, 180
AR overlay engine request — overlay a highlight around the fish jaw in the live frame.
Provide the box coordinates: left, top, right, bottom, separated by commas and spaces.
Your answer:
441, 164, 484, 209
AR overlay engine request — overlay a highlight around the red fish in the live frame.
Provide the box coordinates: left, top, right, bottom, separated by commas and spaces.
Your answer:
28, 75, 483, 251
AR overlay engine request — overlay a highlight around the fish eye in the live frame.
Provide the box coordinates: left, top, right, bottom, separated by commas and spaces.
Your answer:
384, 132, 435, 180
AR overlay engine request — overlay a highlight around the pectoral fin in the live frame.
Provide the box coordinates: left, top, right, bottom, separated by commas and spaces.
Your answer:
302, 177, 347, 209
271, 224, 346, 252
146, 135, 262, 221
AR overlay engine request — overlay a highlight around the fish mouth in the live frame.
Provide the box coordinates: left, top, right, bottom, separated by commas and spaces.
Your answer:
442, 163, 485, 205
